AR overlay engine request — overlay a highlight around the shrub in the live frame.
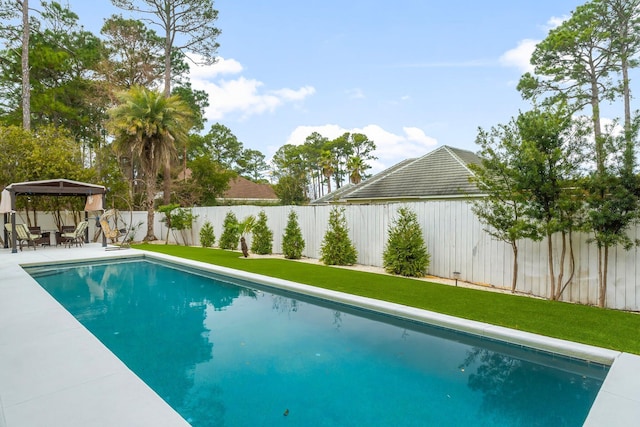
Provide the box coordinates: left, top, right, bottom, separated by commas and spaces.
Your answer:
383, 207, 430, 277
199, 221, 215, 248
282, 210, 305, 259
320, 207, 357, 265
251, 210, 273, 255
219, 211, 239, 250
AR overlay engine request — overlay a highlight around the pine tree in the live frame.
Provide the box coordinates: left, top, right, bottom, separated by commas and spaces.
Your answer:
320, 207, 357, 265
251, 210, 273, 255
383, 207, 430, 277
199, 221, 215, 247
219, 211, 239, 250
282, 210, 305, 259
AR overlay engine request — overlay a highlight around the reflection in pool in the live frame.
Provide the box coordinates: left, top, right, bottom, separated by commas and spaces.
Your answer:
29, 259, 608, 427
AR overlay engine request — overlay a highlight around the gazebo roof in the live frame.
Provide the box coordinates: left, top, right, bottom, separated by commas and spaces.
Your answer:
3, 178, 106, 196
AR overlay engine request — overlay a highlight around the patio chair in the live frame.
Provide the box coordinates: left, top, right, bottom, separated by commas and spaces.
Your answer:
12, 223, 40, 251
61, 221, 88, 248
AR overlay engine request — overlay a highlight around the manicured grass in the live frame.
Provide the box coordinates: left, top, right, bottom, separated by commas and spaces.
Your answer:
135, 244, 640, 354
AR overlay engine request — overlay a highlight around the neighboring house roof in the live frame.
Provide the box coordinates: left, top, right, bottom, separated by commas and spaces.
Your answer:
310, 157, 416, 204
323, 145, 483, 204
221, 176, 278, 202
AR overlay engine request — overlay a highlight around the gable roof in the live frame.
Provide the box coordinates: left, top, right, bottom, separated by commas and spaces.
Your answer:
310, 158, 416, 204
222, 176, 277, 201
337, 145, 482, 203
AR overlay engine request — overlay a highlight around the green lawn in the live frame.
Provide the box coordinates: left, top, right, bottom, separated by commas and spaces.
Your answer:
135, 244, 640, 355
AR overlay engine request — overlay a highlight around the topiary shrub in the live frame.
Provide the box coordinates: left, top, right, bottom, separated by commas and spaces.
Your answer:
251, 210, 273, 255
320, 207, 357, 265
199, 221, 215, 248
219, 211, 239, 250
383, 207, 430, 277
282, 210, 305, 259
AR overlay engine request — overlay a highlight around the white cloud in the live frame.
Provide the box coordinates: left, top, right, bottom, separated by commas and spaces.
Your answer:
544, 15, 568, 31
185, 55, 315, 121
346, 88, 365, 99
187, 54, 243, 78
499, 39, 538, 73
285, 124, 438, 174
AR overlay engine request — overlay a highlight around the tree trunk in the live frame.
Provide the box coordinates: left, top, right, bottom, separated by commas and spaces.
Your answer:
547, 232, 556, 300
598, 246, 609, 308
145, 173, 157, 241
21, 0, 30, 131
163, 161, 171, 204
510, 241, 518, 293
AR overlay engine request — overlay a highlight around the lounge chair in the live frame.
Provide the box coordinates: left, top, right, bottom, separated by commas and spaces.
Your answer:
61, 221, 89, 248
7, 223, 40, 251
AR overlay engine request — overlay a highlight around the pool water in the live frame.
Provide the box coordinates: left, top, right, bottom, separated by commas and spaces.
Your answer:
29, 259, 607, 427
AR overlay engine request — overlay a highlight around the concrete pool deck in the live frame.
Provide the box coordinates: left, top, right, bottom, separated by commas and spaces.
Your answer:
0, 244, 638, 426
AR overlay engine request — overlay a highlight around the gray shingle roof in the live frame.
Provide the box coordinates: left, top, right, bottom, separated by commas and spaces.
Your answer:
342, 145, 482, 201
311, 158, 417, 204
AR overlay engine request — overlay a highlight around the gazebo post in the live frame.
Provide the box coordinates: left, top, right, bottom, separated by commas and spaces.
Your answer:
101, 193, 107, 248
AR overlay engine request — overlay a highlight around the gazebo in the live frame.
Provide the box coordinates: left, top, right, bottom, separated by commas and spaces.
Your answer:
1, 179, 107, 253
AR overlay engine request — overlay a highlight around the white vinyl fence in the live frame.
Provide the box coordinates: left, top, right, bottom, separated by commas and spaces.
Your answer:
10, 201, 640, 311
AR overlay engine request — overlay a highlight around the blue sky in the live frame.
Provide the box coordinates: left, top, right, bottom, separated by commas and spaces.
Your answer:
64, 0, 586, 173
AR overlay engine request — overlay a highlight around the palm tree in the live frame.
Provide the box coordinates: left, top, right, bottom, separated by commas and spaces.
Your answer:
320, 150, 335, 193
347, 156, 365, 184
107, 86, 193, 240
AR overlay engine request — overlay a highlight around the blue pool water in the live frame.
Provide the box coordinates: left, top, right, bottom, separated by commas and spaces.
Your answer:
28, 258, 607, 426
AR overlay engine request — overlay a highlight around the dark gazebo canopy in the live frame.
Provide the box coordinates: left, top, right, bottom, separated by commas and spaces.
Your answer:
1, 179, 107, 253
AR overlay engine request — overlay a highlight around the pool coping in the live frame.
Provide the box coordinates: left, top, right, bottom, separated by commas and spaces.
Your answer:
1, 245, 639, 425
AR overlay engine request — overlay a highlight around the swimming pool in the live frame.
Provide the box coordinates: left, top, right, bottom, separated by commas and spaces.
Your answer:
28, 258, 607, 426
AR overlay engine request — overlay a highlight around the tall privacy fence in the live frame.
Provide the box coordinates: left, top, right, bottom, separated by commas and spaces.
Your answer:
10, 201, 640, 311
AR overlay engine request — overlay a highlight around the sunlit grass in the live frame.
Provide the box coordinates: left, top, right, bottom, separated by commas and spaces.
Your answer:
135, 244, 640, 354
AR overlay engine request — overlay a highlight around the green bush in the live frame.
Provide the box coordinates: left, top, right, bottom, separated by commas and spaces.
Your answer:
199, 221, 215, 248
383, 207, 430, 277
251, 210, 273, 255
282, 210, 305, 259
320, 207, 357, 265
219, 211, 239, 250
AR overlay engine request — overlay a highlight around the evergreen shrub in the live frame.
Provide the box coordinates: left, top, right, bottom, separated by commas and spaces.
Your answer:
199, 221, 215, 247
383, 207, 430, 277
320, 207, 357, 265
251, 210, 273, 255
219, 211, 239, 250
282, 210, 305, 259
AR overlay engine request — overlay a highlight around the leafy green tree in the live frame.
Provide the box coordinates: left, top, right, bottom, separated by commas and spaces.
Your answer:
383, 207, 430, 277
251, 210, 273, 255
199, 221, 215, 247
203, 123, 244, 170
517, 0, 614, 174
512, 107, 583, 301
274, 176, 308, 205
107, 86, 193, 240
111, 0, 220, 97
282, 209, 305, 259
237, 148, 269, 182
158, 203, 181, 243
0, 1, 104, 149
187, 155, 236, 206
320, 207, 357, 265
218, 211, 239, 250
98, 15, 164, 92
469, 123, 541, 292
272, 144, 308, 203
584, 127, 640, 307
